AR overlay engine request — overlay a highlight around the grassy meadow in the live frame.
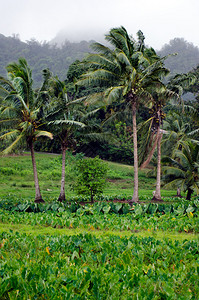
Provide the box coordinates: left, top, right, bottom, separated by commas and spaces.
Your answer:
0, 151, 180, 201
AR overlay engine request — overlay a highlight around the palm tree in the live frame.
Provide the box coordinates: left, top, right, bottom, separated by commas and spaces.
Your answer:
44, 77, 86, 202
162, 141, 199, 200
139, 73, 197, 200
139, 86, 174, 200
77, 26, 169, 202
0, 58, 53, 203
163, 110, 199, 155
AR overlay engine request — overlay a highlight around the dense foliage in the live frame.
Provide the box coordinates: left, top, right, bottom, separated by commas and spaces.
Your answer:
0, 27, 199, 202
0, 204, 198, 299
72, 157, 108, 202
1, 33, 199, 88
0, 230, 198, 299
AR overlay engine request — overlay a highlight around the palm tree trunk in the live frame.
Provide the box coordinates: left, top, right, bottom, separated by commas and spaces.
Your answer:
131, 101, 139, 203
29, 140, 44, 203
153, 129, 163, 201
90, 187, 94, 203
140, 133, 159, 169
186, 188, 193, 200
58, 146, 66, 202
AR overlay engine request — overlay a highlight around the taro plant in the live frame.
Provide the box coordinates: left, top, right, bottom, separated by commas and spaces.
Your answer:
72, 156, 108, 202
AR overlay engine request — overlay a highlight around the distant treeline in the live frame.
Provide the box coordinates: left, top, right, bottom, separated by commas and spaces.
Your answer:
0, 34, 93, 87
0, 33, 199, 87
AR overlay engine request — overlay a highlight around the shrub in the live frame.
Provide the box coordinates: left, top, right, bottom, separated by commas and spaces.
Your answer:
72, 157, 108, 202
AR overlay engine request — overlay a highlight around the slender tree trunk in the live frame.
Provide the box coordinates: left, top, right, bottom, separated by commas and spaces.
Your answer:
58, 146, 66, 202
90, 188, 94, 203
176, 187, 182, 197
186, 188, 193, 200
29, 140, 44, 203
153, 129, 163, 201
140, 133, 159, 169
131, 101, 139, 203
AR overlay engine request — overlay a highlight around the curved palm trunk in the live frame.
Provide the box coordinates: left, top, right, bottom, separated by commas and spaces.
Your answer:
153, 129, 163, 201
140, 133, 159, 169
58, 146, 66, 202
29, 140, 44, 203
131, 101, 139, 203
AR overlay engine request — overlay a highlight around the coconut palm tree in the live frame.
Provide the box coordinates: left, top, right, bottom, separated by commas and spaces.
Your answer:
163, 110, 199, 154
0, 58, 53, 203
77, 26, 169, 202
139, 72, 196, 200
139, 85, 175, 200
162, 141, 199, 200
43, 77, 86, 202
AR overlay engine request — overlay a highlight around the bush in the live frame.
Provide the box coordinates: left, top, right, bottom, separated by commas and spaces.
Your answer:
72, 157, 108, 202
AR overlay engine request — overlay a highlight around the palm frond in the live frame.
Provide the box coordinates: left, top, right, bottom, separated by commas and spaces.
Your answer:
0, 129, 20, 140
77, 69, 119, 87
82, 108, 100, 120
35, 130, 53, 140
48, 120, 85, 128
104, 86, 124, 105
162, 166, 185, 177
82, 132, 114, 143
163, 178, 184, 190
1, 134, 23, 155
85, 53, 120, 72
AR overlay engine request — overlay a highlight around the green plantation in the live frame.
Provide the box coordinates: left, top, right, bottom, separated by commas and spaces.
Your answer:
0, 232, 198, 299
0, 199, 199, 299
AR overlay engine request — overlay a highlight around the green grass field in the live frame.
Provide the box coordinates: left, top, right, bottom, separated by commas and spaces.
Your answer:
0, 152, 181, 200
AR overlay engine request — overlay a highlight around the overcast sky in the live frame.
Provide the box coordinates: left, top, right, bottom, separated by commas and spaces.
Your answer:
1, 0, 199, 50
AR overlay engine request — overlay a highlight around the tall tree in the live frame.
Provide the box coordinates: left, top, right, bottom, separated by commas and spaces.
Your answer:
44, 76, 86, 202
77, 26, 169, 202
140, 72, 196, 200
139, 85, 174, 200
0, 58, 53, 202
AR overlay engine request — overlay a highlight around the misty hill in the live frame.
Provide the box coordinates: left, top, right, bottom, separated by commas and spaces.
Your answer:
0, 33, 199, 87
157, 38, 199, 74
0, 34, 92, 87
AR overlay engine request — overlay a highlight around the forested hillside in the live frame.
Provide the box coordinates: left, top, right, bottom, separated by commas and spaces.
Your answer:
0, 33, 199, 88
157, 37, 199, 74
0, 34, 92, 87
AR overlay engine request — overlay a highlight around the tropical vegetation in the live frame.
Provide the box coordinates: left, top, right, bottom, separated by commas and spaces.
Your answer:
0, 58, 53, 202
162, 141, 199, 200
76, 27, 170, 202
0, 25, 199, 299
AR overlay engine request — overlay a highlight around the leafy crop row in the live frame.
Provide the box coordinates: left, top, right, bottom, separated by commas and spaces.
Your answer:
0, 198, 199, 216
0, 231, 198, 299
0, 208, 198, 233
